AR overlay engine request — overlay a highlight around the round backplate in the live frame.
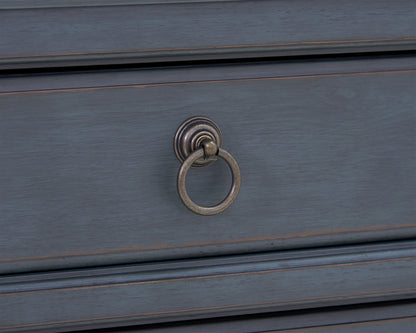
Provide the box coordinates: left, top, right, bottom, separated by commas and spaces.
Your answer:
174, 116, 223, 167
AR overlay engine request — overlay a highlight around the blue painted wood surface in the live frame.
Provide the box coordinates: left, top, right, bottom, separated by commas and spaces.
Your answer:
1, 241, 415, 331
0, 0, 415, 68
0, 2, 415, 331
1, 57, 415, 274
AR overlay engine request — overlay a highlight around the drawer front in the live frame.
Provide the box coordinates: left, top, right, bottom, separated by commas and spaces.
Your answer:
1, 0, 416, 69
0, 56, 415, 273
1, 242, 415, 331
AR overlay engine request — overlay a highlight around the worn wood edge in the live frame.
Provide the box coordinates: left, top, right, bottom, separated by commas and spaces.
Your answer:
280, 316, 416, 333
2, 56, 416, 94
2, 225, 416, 274
1, 241, 415, 332
1, 39, 415, 70
2, 68, 416, 98
64, 303, 416, 333
2, 240, 416, 292
4, 297, 416, 333
0, 0, 241, 9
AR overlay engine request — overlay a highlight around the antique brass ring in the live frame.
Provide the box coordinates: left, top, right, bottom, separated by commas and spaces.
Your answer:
174, 117, 241, 215
177, 147, 241, 215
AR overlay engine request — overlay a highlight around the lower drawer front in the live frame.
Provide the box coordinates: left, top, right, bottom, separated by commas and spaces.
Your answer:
0, 57, 415, 273
1, 242, 415, 332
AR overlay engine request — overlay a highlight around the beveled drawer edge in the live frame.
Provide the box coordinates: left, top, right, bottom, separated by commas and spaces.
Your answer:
1, 38, 415, 70
50, 305, 416, 333
2, 67, 416, 96
1, 241, 415, 332
0, 0, 240, 10
1, 223, 416, 275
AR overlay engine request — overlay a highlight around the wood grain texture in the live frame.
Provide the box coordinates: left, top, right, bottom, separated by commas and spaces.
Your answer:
1, 0, 415, 69
2, 55, 415, 94
0, 59, 415, 273
73, 301, 416, 332
279, 317, 416, 333
0, 0, 243, 8
1, 242, 415, 332
2, 2, 415, 331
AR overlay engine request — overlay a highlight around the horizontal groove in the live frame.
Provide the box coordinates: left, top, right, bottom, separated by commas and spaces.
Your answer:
1, 240, 415, 294
1, 0, 243, 10
1, 240, 415, 332
1, 237, 415, 277
2, 0, 415, 71
1, 52, 415, 97
1, 50, 415, 77
76, 299, 416, 333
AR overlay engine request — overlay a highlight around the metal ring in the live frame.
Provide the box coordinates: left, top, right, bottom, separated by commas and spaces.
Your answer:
177, 148, 241, 215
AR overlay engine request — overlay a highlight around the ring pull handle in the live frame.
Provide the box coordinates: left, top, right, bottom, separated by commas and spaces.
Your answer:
174, 117, 241, 215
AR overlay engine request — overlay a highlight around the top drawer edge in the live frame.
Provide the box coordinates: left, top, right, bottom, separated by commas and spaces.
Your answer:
1, 0, 415, 70
2, 39, 416, 71
0, 0, 242, 9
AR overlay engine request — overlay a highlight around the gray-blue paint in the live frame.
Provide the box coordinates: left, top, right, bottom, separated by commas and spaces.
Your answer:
0, 0, 415, 68
1, 60, 415, 274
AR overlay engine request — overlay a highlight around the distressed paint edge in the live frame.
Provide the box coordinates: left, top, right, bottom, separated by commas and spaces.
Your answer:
0, 0, 242, 9
1, 224, 416, 274
1, 39, 415, 70
1, 242, 416, 332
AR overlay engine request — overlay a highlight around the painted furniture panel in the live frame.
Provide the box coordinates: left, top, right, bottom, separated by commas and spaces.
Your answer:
1, 0, 415, 69
1, 242, 415, 332
1, 57, 415, 273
